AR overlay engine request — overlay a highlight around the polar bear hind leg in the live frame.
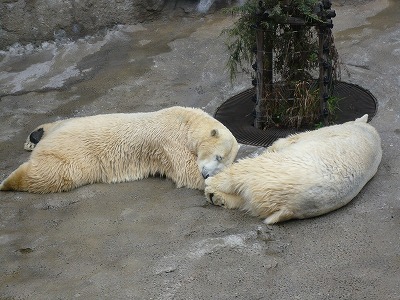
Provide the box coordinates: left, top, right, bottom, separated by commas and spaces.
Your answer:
24, 120, 64, 151
1, 156, 81, 193
0, 162, 30, 192
263, 208, 295, 225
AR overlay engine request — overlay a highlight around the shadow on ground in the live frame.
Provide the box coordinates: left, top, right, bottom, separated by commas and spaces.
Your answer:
1, 0, 399, 299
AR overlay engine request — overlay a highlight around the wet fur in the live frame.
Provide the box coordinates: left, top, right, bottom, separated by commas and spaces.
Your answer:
205, 115, 382, 224
1, 107, 238, 193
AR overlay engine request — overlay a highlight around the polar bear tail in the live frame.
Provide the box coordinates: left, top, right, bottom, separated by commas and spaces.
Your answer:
355, 114, 368, 123
0, 163, 30, 192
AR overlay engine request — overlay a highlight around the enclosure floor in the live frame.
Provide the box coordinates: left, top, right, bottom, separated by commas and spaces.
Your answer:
215, 81, 378, 147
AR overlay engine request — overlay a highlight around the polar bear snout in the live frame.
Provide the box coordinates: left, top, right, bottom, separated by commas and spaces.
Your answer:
198, 150, 236, 179
202, 169, 210, 179
201, 164, 222, 179
200, 162, 224, 180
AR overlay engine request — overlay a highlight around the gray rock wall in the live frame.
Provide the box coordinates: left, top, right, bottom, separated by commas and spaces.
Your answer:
0, 0, 240, 50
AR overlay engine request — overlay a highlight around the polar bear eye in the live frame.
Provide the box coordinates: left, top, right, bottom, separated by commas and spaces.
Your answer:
216, 155, 222, 162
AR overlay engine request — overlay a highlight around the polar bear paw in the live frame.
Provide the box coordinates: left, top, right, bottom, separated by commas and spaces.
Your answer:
205, 188, 225, 207
24, 141, 36, 151
24, 127, 44, 151
205, 188, 245, 210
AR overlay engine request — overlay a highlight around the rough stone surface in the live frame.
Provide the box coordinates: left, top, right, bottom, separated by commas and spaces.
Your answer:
0, 0, 399, 299
0, 0, 242, 50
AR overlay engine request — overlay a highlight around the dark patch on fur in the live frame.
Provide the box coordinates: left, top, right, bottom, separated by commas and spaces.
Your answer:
209, 193, 214, 204
29, 128, 44, 144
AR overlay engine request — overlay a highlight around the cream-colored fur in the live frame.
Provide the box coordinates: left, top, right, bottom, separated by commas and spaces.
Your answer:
205, 114, 382, 224
23, 120, 64, 151
1, 106, 239, 193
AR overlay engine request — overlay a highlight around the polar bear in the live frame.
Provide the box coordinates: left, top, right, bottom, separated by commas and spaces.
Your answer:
23, 120, 64, 151
205, 114, 382, 224
1, 106, 239, 193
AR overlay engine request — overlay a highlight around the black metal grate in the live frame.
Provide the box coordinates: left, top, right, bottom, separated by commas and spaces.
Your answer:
215, 81, 378, 147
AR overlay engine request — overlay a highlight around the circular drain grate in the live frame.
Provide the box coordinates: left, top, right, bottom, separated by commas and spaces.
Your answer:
215, 81, 378, 147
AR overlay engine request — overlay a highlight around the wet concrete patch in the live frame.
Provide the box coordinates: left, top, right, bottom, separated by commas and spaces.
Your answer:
0, 19, 205, 117
335, 0, 399, 38
1, 4, 400, 299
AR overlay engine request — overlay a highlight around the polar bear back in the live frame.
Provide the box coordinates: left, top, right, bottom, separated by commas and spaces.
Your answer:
244, 119, 382, 219
1, 106, 239, 193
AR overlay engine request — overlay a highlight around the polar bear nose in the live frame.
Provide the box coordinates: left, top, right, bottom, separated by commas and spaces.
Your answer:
201, 168, 210, 179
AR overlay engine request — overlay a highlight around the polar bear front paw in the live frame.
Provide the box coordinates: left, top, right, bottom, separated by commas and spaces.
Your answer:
205, 186, 225, 207
209, 193, 226, 207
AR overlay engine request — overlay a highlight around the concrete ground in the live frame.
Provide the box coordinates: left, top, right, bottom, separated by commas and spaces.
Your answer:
0, 0, 399, 299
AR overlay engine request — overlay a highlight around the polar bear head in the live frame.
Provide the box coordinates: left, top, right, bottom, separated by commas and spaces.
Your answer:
196, 128, 239, 179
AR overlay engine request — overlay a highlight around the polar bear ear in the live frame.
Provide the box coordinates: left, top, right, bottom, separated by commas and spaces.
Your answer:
210, 129, 219, 137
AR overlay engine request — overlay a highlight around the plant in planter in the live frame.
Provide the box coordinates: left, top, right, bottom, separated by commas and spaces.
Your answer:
224, 0, 340, 129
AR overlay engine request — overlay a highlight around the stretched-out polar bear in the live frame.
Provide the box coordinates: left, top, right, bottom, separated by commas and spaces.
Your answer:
0, 106, 239, 193
205, 114, 382, 224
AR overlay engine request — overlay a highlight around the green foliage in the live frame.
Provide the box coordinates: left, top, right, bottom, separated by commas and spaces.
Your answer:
223, 1, 259, 80
224, 0, 323, 81
327, 95, 342, 118
260, 81, 321, 129
223, 0, 340, 129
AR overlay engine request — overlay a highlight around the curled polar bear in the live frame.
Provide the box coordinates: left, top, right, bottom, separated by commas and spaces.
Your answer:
205, 114, 382, 224
1, 106, 239, 193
